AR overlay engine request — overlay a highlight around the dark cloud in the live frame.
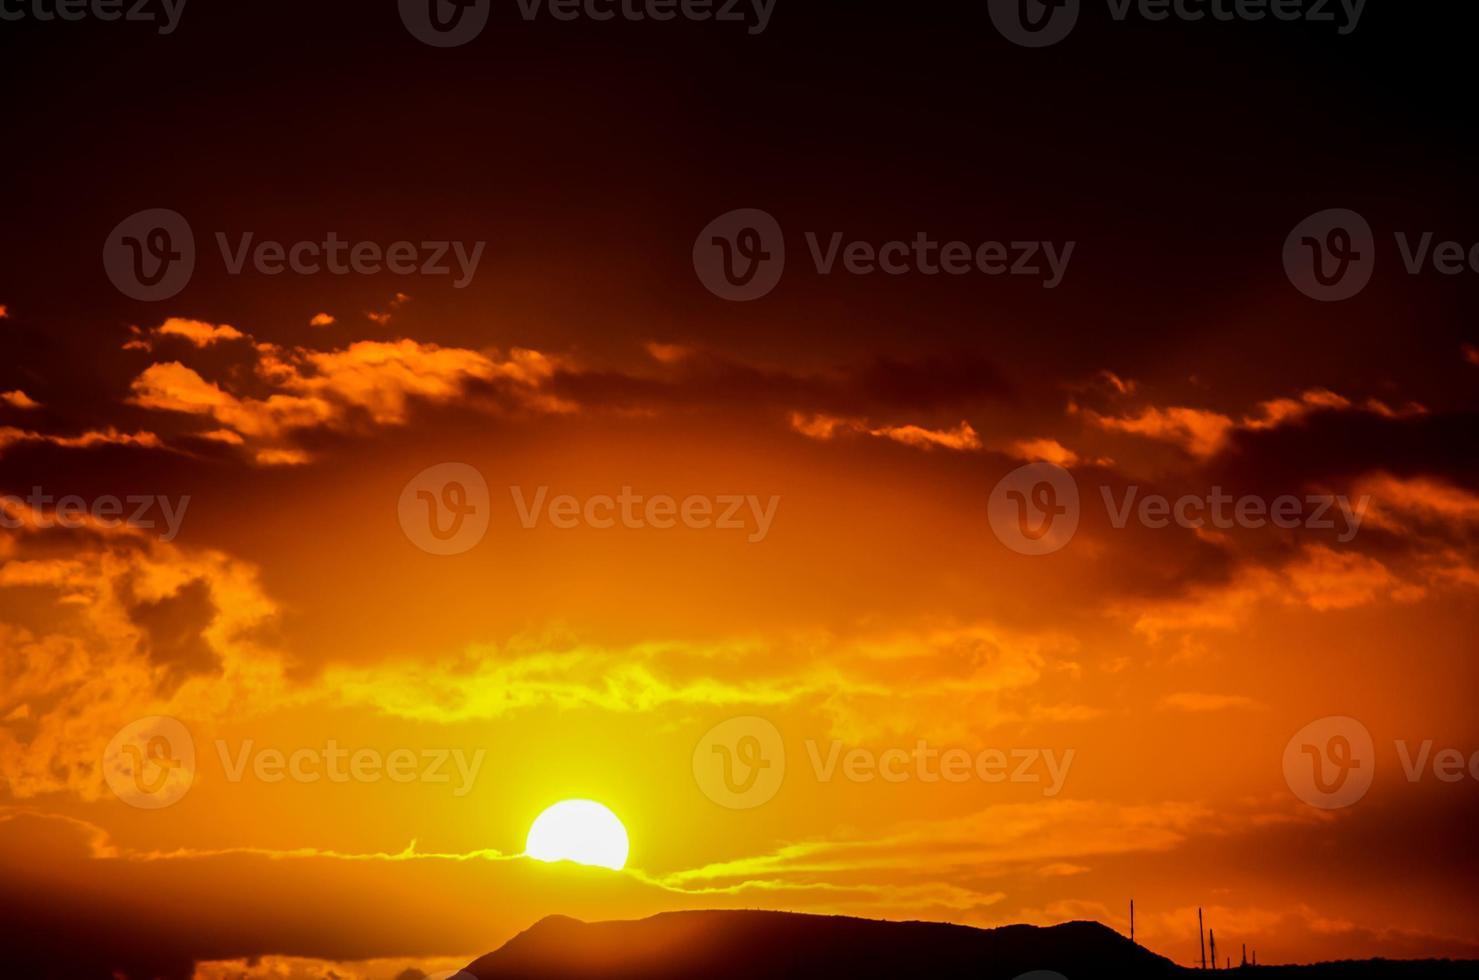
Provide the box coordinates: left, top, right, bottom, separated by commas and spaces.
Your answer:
547, 350, 1010, 419
125, 577, 221, 693
1213, 410, 1479, 493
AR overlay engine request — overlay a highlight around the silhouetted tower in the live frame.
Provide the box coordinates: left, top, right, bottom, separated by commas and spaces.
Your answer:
1242, 944, 1247, 968
1199, 908, 1207, 970
1210, 929, 1217, 970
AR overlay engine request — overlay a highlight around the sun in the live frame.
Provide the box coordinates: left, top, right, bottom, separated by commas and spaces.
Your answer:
525, 799, 630, 871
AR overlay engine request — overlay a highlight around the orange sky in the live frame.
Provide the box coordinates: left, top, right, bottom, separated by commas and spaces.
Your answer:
1, 300, 1476, 977
3, 5, 1479, 978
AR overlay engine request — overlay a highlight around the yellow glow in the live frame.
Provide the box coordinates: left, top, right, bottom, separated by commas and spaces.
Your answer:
525, 800, 629, 871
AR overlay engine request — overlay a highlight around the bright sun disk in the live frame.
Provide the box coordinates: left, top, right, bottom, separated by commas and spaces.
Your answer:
525, 799, 629, 871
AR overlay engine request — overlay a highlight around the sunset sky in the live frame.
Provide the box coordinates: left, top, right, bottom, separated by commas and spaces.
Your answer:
2, 2, 1478, 978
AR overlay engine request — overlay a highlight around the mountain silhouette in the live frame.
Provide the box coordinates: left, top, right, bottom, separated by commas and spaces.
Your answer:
462, 909, 1174, 979
461, 909, 1479, 979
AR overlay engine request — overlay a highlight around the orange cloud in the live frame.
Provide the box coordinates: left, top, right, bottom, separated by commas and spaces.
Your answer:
877, 421, 982, 451
124, 318, 247, 352
1284, 544, 1420, 611
1099, 370, 1136, 395
1009, 438, 1081, 466
128, 336, 567, 463
314, 621, 1077, 747
0, 390, 40, 410
1243, 388, 1351, 430
789, 413, 982, 452
1082, 388, 1410, 458
1084, 404, 1235, 458
645, 341, 695, 365
0, 425, 162, 458
194, 954, 473, 980
665, 798, 1287, 889
1130, 543, 1437, 640
1159, 692, 1265, 713
1356, 473, 1479, 531
157, 317, 246, 347
0, 521, 286, 801
366, 292, 411, 325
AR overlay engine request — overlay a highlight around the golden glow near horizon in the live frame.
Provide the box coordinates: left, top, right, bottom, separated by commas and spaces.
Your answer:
525, 800, 631, 871
2, 312, 1477, 975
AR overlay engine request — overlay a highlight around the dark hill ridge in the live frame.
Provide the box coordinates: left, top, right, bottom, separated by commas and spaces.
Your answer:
463, 909, 1176, 979
462, 909, 1479, 980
